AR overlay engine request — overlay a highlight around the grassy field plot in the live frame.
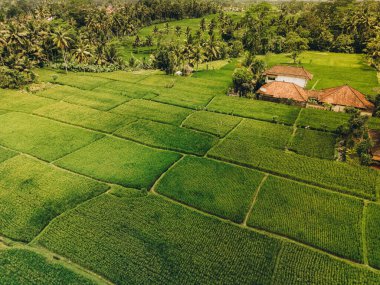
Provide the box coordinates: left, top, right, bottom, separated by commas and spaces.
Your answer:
228, 119, 293, 149
0, 249, 96, 285
152, 88, 214, 109
64, 88, 130, 111
114, 120, 217, 155
289, 128, 336, 160
92, 70, 154, 82
0, 90, 55, 113
112, 99, 193, 125
48, 73, 112, 90
34, 101, 133, 133
248, 176, 363, 261
0, 147, 16, 163
209, 139, 378, 199
0, 155, 108, 241
156, 156, 265, 222
298, 108, 350, 132
366, 203, 380, 269
93, 80, 160, 99
34, 85, 74, 100
55, 137, 181, 189
273, 243, 380, 285
207, 96, 301, 125
35, 189, 281, 284
182, 111, 242, 137
0, 113, 103, 162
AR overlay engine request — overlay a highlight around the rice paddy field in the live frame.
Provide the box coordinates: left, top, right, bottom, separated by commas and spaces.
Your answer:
1, 54, 380, 284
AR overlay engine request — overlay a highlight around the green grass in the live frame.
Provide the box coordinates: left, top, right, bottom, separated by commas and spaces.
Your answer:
248, 176, 363, 261
55, 137, 181, 189
209, 139, 378, 200
36, 84, 131, 111
34, 101, 134, 133
366, 203, 380, 269
0, 249, 96, 285
112, 99, 193, 125
114, 120, 217, 155
35, 189, 281, 284
0, 155, 108, 241
0, 113, 103, 162
156, 156, 265, 222
273, 243, 380, 285
48, 72, 112, 90
289, 128, 336, 160
152, 88, 214, 109
182, 111, 242, 137
228, 119, 293, 149
298, 108, 351, 132
206, 96, 301, 125
92, 80, 160, 99
92, 70, 156, 83
259, 51, 380, 97
0, 147, 16, 163
0, 89, 55, 113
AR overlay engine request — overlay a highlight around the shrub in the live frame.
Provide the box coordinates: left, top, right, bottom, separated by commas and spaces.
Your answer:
0, 66, 36, 89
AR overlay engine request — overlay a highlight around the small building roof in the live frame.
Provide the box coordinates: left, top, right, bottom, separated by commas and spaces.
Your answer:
257, 81, 309, 102
318, 85, 374, 110
264, 65, 313, 80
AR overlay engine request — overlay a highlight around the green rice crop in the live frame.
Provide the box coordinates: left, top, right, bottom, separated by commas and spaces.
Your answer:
111, 99, 193, 125
114, 120, 217, 155
289, 128, 336, 159
55, 137, 181, 189
366, 203, 380, 269
34, 102, 134, 133
0, 112, 103, 162
182, 111, 242, 137
273, 242, 380, 285
206, 96, 301, 125
297, 109, 350, 132
248, 176, 363, 261
0, 147, 16, 163
156, 156, 265, 222
35, 190, 281, 284
93, 80, 160, 99
0, 155, 108, 241
0, 249, 96, 285
47, 73, 112, 90
0, 89, 55, 113
228, 119, 293, 149
152, 88, 214, 109
209, 139, 378, 199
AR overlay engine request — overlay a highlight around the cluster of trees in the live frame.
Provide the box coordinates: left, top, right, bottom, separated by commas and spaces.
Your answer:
151, 13, 243, 74
337, 112, 373, 165
240, 0, 380, 67
231, 53, 266, 97
0, 0, 220, 88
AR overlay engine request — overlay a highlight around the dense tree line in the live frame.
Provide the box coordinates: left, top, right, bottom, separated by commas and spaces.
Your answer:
240, 0, 380, 67
0, 0, 220, 88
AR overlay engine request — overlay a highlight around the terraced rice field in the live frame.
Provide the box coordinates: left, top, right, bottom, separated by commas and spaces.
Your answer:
0, 62, 379, 283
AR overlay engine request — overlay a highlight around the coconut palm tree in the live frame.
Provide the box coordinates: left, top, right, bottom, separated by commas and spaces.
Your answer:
51, 28, 73, 73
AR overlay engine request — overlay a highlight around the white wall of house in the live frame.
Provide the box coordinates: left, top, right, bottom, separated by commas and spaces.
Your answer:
266, 75, 308, 88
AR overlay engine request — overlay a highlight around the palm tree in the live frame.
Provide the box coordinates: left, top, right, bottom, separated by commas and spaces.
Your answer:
51, 28, 73, 73
191, 45, 205, 71
71, 42, 92, 64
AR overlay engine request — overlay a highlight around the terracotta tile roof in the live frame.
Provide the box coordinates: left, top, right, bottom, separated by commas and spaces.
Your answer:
264, 65, 313, 80
257, 81, 309, 102
318, 85, 374, 110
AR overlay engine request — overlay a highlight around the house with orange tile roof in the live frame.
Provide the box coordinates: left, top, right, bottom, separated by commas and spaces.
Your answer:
257, 82, 374, 115
263, 65, 313, 88
257, 81, 309, 107
308, 85, 375, 115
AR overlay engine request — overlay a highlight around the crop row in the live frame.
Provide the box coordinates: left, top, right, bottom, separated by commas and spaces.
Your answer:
208, 139, 378, 200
